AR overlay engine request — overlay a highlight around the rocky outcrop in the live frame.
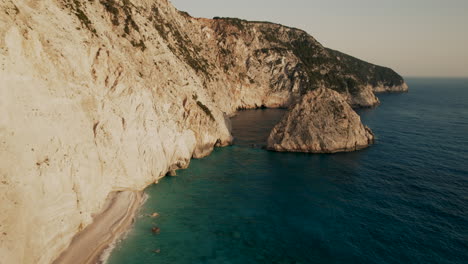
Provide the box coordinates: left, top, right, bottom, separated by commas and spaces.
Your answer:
267, 88, 375, 153
325, 49, 409, 96
0, 0, 405, 263
373, 82, 409, 93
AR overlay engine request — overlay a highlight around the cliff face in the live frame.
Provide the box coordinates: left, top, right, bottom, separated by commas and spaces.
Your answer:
267, 88, 375, 153
0, 0, 406, 263
207, 19, 408, 108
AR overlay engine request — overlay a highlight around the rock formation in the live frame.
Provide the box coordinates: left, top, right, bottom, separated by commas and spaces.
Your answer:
267, 88, 375, 153
0, 0, 406, 263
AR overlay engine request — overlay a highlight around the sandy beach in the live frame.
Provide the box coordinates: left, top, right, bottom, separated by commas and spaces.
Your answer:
53, 191, 144, 264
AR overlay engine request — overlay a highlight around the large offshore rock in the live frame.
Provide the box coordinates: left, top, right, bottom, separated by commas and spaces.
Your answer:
267, 88, 375, 153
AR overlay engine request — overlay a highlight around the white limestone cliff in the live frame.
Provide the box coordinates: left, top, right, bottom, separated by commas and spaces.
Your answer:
0, 1, 232, 263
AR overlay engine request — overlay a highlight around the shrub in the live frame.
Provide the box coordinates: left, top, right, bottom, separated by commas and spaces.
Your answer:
130, 40, 146, 51
100, 0, 120, 26
64, 0, 97, 35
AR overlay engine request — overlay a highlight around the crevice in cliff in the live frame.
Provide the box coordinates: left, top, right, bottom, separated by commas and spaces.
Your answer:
93, 121, 100, 139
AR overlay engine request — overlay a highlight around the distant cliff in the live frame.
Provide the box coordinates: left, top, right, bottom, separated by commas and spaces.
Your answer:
205, 17, 407, 108
0, 0, 407, 263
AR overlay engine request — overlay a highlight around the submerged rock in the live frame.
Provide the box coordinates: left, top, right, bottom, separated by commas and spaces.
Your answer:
152, 227, 161, 234
150, 212, 159, 218
267, 88, 375, 153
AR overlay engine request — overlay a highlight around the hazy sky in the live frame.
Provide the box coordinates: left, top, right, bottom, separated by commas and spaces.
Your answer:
170, 0, 468, 77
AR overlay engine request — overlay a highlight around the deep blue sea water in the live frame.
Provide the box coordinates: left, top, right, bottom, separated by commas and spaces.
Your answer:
108, 78, 468, 264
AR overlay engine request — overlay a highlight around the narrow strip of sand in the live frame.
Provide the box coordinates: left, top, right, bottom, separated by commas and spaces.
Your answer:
53, 191, 144, 264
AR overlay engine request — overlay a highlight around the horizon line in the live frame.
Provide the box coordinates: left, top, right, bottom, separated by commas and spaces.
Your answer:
403, 76, 468, 79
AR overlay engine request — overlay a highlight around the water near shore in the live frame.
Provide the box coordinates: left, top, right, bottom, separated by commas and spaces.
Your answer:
108, 78, 468, 264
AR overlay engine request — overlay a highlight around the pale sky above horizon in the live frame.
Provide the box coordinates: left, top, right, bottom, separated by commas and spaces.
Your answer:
170, 0, 468, 77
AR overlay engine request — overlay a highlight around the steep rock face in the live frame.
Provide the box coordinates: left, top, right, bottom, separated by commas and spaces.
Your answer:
201, 18, 408, 108
0, 1, 232, 263
0, 0, 405, 263
267, 88, 375, 153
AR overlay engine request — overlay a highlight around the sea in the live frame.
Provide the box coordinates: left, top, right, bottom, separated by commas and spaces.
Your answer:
108, 78, 468, 264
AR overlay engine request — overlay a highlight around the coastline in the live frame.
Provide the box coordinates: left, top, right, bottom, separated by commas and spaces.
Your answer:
53, 191, 145, 264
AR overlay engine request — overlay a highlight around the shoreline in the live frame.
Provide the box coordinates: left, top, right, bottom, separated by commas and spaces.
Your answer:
53, 191, 144, 264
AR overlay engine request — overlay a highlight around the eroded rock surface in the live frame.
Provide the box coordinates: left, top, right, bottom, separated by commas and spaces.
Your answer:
267, 88, 375, 153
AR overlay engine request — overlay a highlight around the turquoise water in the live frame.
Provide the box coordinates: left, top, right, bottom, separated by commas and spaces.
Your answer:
108, 78, 468, 264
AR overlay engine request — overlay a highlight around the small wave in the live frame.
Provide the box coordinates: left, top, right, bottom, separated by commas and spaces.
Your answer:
99, 193, 149, 264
